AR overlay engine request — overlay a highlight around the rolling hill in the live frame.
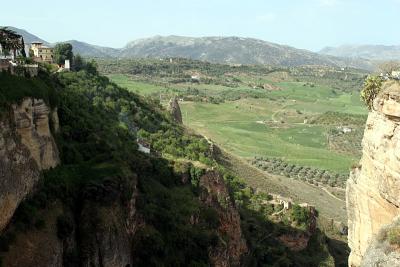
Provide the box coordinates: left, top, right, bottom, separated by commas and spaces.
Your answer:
66, 40, 120, 58
7, 26, 374, 70
7, 26, 50, 45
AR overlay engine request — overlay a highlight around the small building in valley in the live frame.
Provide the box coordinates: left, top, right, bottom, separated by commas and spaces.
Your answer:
137, 138, 151, 154
30, 42, 54, 63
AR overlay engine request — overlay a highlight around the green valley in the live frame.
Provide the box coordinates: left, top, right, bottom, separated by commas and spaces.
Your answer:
103, 58, 368, 224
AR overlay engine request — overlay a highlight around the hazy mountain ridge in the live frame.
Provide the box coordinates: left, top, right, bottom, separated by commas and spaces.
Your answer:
8, 26, 374, 70
119, 35, 374, 69
320, 44, 400, 61
66, 40, 120, 58
7, 26, 50, 45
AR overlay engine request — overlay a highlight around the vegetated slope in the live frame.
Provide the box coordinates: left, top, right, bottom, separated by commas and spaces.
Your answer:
0, 68, 335, 266
320, 44, 400, 61
7, 26, 50, 45
65, 40, 120, 58
97, 57, 368, 93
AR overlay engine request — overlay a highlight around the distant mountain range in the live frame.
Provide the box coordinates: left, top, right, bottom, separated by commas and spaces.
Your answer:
118, 35, 374, 70
319, 45, 400, 61
8, 27, 50, 46
8, 26, 394, 71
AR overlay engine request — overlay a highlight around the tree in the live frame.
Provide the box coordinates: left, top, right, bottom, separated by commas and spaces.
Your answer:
54, 43, 73, 65
85, 60, 98, 75
0, 27, 25, 58
73, 54, 84, 71
360, 76, 383, 110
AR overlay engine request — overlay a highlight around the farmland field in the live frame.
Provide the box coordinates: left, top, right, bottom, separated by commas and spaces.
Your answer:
103, 59, 369, 221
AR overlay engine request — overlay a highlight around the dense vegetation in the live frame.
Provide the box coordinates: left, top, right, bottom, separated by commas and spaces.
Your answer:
0, 67, 337, 266
0, 70, 57, 113
360, 75, 383, 110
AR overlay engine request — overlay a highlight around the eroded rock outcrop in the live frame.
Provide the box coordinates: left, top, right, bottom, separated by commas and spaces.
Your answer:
79, 177, 140, 267
0, 98, 59, 231
199, 171, 248, 266
1, 176, 141, 267
12, 98, 59, 170
347, 81, 400, 266
168, 97, 183, 124
1, 202, 66, 267
361, 217, 400, 266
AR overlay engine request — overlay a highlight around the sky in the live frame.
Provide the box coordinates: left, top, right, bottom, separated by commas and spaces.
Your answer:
2, 0, 399, 51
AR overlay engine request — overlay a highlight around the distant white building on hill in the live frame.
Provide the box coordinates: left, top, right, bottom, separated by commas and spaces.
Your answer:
392, 71, 400, 79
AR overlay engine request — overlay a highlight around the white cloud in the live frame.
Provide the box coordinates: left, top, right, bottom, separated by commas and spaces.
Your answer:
256, 13, 277, 22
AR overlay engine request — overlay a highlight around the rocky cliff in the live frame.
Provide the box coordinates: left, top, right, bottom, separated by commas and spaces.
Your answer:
168, 97, 183, 124
347, 81, 400, 266
199, 171, 248, 266
1, 177, 140, 267
0, 98, 59, 231
1, 168, 248, 266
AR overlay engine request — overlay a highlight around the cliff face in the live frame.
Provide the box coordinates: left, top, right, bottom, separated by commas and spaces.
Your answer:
1, 177, 140, 267
199, 171, 248, 266
12, 98, 60, 170
168, 97, 183, 124
0, 98, 59, 231
347, 81, 400, 266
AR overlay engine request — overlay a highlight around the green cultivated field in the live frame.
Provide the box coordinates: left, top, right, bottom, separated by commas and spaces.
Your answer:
181, 83, 366, 174
107, 74, 166, 95
105, 59, 368, 221
108, 69, 367, 174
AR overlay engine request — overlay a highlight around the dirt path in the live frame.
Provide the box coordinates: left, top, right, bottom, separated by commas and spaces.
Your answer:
215, 148, 347, 223
270, 103, 294, 122
320, 186, 345, 202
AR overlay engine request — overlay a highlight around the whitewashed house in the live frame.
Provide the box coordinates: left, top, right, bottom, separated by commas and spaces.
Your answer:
137, 138, 151, 154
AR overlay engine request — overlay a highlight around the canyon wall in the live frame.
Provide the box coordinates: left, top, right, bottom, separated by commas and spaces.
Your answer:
0, 98, 59, 231
347, 81, 400, 266
168, 97, 183, 124
199, 171, 248, 266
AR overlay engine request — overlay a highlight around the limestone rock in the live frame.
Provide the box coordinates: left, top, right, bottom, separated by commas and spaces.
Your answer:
79, 177, 140, 267
168, 97, 183, 124
1, 177, 140, 267
12, 98, 59, 170
1, 202, 65, 267
199, 171, 248, 266
361, 218, 400, 267
347, 81, 400, 266
0, 98, 59, 231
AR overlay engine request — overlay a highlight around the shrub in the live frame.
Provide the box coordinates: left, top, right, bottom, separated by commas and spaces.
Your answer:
360, 76, 382, 110
291, 204, 310, 225
387, 226, 400, 246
